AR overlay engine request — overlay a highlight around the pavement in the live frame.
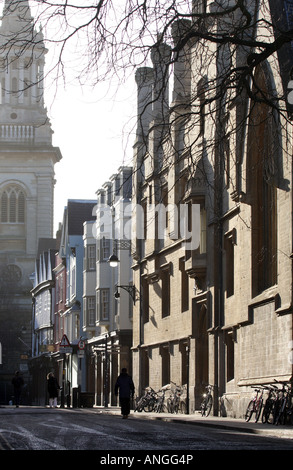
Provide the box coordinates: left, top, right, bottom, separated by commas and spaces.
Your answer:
1, 405, 293, 441
96, 406, 293, 440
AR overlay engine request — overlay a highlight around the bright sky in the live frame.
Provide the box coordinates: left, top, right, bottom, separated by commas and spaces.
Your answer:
46, 74, 137, 233
1, 0, 141, 234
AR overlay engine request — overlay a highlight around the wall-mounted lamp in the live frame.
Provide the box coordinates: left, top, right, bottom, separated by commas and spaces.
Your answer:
109, 253, 137, 303
108, 253, 119, 268
114, 285, 136, 303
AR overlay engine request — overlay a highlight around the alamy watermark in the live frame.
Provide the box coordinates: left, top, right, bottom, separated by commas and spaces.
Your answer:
91, 202, 202, 251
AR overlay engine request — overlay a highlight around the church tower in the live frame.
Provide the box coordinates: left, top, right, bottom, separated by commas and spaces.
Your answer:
0, 0, 62, 399
0, 1, 61, 283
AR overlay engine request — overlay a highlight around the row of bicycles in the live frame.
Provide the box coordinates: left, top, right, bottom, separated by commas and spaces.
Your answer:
244, 380, 293, 425
134, 382, 187, 414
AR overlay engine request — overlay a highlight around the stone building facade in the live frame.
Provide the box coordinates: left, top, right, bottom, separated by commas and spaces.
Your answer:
131, 0, 293, 417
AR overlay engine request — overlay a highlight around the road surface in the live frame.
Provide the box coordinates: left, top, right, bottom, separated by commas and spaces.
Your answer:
0, 406, 292, 454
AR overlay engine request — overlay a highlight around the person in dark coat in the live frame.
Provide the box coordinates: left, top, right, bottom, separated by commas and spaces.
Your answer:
114, 368, 135, 418
12, 371, 24, 408
47, 372, 60, 408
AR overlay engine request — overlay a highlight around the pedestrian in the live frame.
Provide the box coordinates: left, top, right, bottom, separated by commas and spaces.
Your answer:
12, 371, 24, 408
47, 372, 60, 408
114, 367, 135, 419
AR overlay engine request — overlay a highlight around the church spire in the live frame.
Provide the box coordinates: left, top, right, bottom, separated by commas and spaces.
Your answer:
1, 0, 34, 36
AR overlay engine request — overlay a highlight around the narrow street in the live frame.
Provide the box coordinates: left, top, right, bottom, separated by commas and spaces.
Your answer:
0, 406, 292, 455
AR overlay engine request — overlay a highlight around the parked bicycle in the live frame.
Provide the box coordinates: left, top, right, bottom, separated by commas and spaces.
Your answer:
261, 385, 279, 424
200, 384, 214, 417
273, 381, 293, 426
153, 385, 168, 413
244, 387, 264, 423
134, 387, 158, 412
167, 382, 182, 414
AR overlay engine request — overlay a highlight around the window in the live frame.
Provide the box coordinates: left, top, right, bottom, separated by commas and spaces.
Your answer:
1, 192, 7, 222
248, 66, 277, 296
87, 296, 95, 326
226, 330, 235, 382
161, 345, 170, 386
186, 199, 206, 253
142, 277, 149, 323
161, 267, 170, 318
142, 199, 148, 258
87, 245, 96, 270
179, 258, 189, 312
99, 289, 109, 321
101, 237, 110, 261
197, 77, 207, 137
71, 265, 76, 298
160, 184, 169, 246
0, 185, 26, 223
12, 77, 17, 92
224, 229, 236, 298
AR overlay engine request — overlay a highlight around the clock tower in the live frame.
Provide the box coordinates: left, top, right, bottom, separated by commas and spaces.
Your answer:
0, 0, 62, 400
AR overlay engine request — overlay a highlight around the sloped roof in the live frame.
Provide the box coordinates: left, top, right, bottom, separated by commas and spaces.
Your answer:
67, 199, 96, 235
34, 238, 58, 287
37, 238, 57, 257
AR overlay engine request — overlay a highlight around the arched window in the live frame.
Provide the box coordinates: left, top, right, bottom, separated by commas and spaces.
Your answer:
0, 185, 26, 223
1, 191, 8, 222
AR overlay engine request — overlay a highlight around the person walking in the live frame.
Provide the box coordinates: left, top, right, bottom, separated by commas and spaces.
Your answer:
47, 372, 60, 408
114, 368, 135, 418
12, 371, 24, 408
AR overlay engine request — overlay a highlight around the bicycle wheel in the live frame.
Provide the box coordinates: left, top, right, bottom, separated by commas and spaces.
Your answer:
275, 401, 287, 425
261, 401, 272, 424
173, 399, 180, 414
273, 400, 281, 424
167, 398, 173, 413
144, 397, 155, 412
153, 400, 160, 412
254, 399, 263, 423
201, 398, 207, 416
244, 400, 254, 422
180, 401, 187, 414
134, 398, 144, 412
159, 403, 167, 413
205, 396, 212, 417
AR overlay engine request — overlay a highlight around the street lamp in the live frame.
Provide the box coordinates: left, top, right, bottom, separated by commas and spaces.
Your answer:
109, 253, 137, 303
114, 285, 136, 303
108, 253, 119, 268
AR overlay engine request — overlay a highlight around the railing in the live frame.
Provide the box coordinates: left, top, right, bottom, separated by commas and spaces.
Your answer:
0, 124, 34, 142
